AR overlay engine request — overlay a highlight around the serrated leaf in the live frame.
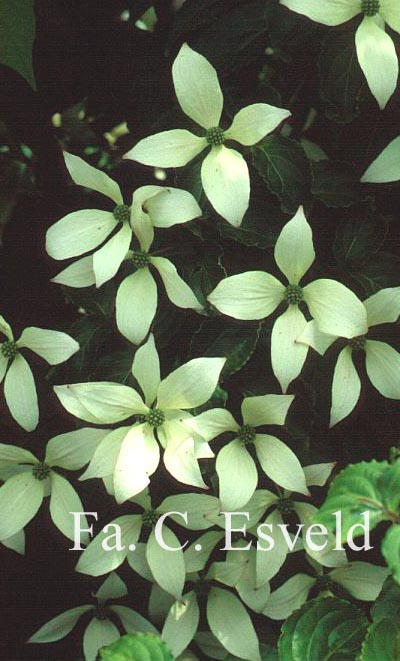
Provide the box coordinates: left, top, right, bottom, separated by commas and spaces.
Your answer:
0, 0, 36, 89
372, 577, 400, 623
279, 597, 368, 661
99, 632, 175, 660
252, 136, 310, 213
361, 618, 400, 661
382, 525, 400, 586
315, 461, 395, 542
311, 161, 358, 208
318, 31, 363, 124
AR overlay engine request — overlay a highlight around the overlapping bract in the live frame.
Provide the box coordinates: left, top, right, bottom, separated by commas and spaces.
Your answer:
124, 43, 291, 226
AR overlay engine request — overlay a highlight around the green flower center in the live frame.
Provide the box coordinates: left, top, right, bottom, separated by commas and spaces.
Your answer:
94, 604, 109, 621
277, 497, 294, 514
205, 126, 225, 146
1, 340, 19, 359
284, 284, 304, 305
113, 204, 131, 223
348, 335, 367, 351
32, 462, 51, 481
146, 408, 165, 427
142, 509, 160, 527
361, 0, 380, 16
238, 424, 256, 445
131, 250, 150, 269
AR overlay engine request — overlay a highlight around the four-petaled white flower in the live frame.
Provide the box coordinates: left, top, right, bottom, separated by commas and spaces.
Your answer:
28, 572, 158, 661
0, 427, 106, 542
280, 0, 400, 109
186, 393, 309, 510
207, 206, 367, 393
75, 490, 215, 601
115, 186, 203, 345
46, 152, 203, 295
54, 334, 225, 502
297, 287, 400, 426
124, 43, 291, 227
249, 463, 345, 587
0, 315, 79, 431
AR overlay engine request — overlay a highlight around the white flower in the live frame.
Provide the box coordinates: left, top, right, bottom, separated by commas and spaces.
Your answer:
28, 572, 157, 661
47, 152, 202, 291
186, 394, 309, 511
0, 428, 106, 541
297, 287, 400, 426
207, 206, 367, 393
75, 490, 217, 601
280, 0, 400, 109
115, 186, 203, 345
124, 43, 291, 227
54, 334, 226, 502
0, 315, 79, 431
251, 464, 346, 587
361, 135, 400, 183
263, 557, 389, 620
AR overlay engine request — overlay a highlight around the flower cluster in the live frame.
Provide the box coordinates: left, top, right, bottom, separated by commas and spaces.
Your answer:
1, 40, 398, 661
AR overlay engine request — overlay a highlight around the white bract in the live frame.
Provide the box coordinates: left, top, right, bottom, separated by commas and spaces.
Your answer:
162, 580, 261, 661
263, 557, 389, 620
54, 334, 225, 502
124, 43, 291, 227
46, 152, 202, 296
75, 490, 219, 601
361, 135, 400, 183
186, 394, 309, 510
297, 287, 400, 426
28, 572, 157, 661
208, 206, 367, 393
280, 0, 400, 109
0, 428, 106, 542
115, 186, 203, 345
0, 315, 79, 431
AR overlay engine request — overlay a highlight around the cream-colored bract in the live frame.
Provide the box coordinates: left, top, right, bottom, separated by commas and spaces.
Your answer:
54, 335, 225, 501
281, 0, 400, 109
186, 393, 309, 511
297, 287, 400, 426
124, 43, 290, 227
208, 207, 367, 393
28, 572, 157, 661
0, 316, 79, 431
0, 428, 104, 542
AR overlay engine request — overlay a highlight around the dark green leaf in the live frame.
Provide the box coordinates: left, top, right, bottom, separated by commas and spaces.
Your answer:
333, 217, 387, 266
351, 252, 400, 295
319, 31, 363, 124
372, 577, 400, 623
311, 160, 359, 208
252, 136, 310, 213
0, 0, 36, 89
93, 351, 135, 384
279, 597, 368, 661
